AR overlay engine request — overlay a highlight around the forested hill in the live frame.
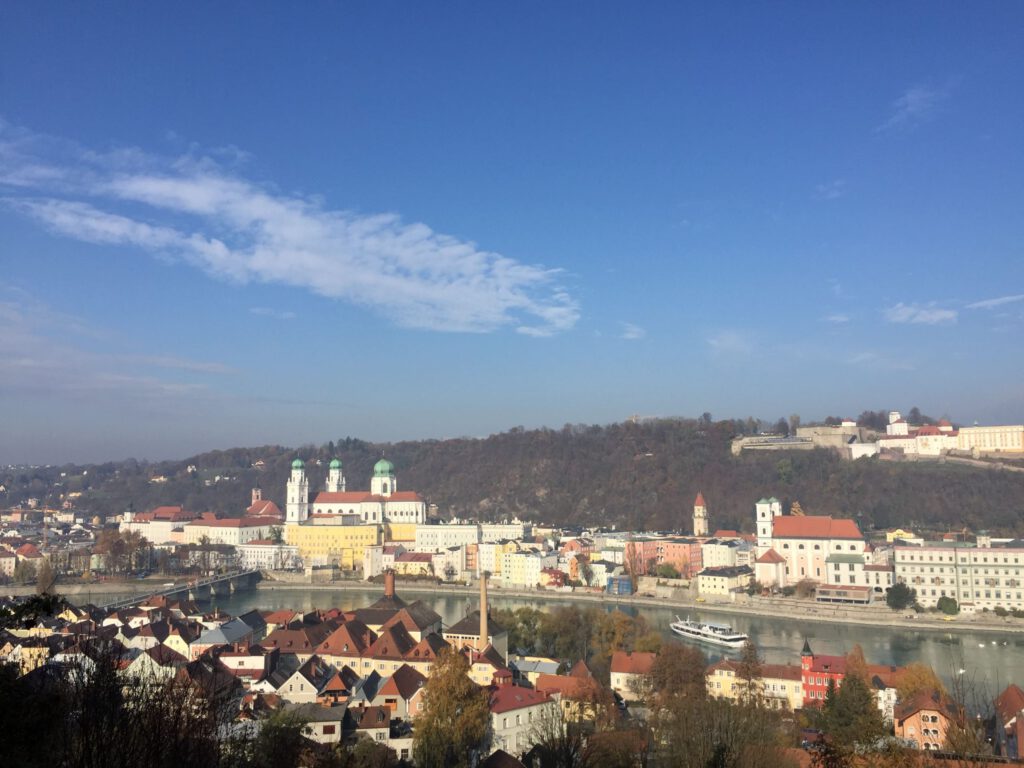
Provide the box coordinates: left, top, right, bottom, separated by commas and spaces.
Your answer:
5, 419, 1024, 536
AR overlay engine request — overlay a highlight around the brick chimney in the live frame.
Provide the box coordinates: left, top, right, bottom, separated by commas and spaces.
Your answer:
384, 569, 396, 599
479, 572, 489, 651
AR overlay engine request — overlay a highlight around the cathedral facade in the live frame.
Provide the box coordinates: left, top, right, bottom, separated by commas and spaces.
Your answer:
285, 457, 427, 525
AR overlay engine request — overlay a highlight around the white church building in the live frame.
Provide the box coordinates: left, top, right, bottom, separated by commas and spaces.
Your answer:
753, 497, 867, 589
285, 457, 427, 525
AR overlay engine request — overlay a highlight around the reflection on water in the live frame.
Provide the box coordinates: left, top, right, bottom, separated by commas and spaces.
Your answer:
78, 586, 1023, 692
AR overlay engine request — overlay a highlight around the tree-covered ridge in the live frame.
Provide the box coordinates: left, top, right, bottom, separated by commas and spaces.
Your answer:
4, 419, 1024, 535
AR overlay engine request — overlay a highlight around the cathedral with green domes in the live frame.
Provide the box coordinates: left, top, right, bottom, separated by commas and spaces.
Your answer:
285, 456, 426, 525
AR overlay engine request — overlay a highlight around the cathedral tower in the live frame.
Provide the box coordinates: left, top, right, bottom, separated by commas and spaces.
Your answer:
286, 458, 310, 523
326, 458, 346, 493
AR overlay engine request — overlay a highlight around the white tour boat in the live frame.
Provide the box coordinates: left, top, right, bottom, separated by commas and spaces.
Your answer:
669, 616, 748, 649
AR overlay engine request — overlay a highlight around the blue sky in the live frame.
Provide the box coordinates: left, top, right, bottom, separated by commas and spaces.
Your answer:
2, 3, 1023, 464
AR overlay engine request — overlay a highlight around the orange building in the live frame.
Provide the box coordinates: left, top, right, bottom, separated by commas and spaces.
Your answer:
894, 690, 959, 751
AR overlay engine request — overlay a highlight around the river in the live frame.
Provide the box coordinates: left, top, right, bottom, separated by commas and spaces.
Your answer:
78, 585, 1024, 693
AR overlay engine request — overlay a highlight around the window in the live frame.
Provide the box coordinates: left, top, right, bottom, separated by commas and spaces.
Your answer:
322, 725, 336, 735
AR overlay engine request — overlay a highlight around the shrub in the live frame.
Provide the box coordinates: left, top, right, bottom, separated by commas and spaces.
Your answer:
781, 586, 796, 597
994, 606, 1008, 617
936, 596, 959, 615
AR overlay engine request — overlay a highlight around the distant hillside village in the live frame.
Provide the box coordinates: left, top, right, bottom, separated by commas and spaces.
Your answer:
6, 455, 1024, 619
733, 410, 1024, 461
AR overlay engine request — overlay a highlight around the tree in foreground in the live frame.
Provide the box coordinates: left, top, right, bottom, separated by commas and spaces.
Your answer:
735, 640, 763, 705
818, 672, 887, 751
647, 641, 707, 705
412, 648, 490, 768
653, 695, 796, 768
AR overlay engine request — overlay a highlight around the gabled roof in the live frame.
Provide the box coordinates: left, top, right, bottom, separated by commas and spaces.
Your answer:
447, 610, 506, 637
262, 622, 335, 654
143, 644, 188, 666
489, 683, 551, 715
895, 690, 959, 724
381, 604, 441, 635
317, 620, 376, 657
610, 650, 655, 675
996, 684, 1024, 723
245, 500, 282, 519
756, 549, 786, 564
404, 633, 450, 662
772, 515, 863, 540
365, 625, 416, 660
378, 663, 427, 700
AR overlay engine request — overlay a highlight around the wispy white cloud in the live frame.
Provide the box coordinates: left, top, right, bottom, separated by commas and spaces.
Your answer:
706, 330, 752, 356
0, 120, 579, 336
966, 294, 1024, 310
0, 290, 222, 400
815, 179, 846, 200
823, 313, 850, 324
876, 84, 949, 132
619, 322, 646, 341
884, 302, 958, 325
250, 307, 296, 320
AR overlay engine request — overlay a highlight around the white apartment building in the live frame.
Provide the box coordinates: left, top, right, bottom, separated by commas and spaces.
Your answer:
957, 425, 1024, 454
432, 546, 467, 581
500, 550, 556, 588
894, 545, 1024, 611
414, 523, 480, 552
181, 516, 282, 547
235, 540, 301, 570
702, 539, 743, 569
480, 521, 533, 543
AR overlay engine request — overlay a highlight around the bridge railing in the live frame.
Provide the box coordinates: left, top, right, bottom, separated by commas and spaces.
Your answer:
97, 569, 260, 611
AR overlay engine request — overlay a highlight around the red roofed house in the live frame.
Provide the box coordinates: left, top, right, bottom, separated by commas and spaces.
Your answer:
245, 487, 283, 519
753, 497, 866, 589
285, 457, 426, 525
996, 683, 1024, 759
800, 639, 846, 707
610, 650, 656, 702
488, 670, 558, 755
120, 505, 200, 544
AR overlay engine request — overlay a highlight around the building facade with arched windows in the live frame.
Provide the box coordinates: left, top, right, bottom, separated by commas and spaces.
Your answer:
285, 458, 427, 526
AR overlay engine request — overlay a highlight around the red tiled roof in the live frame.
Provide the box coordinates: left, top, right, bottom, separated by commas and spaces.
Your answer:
756, 549, 786, 564
996, 684, 1024, 723
695, 491, 706, 507
378, 664, 427, 700
186, 516, 281, 528
314, 491, 424, 504
712, 530, 740, 538
395, 552, 433, 563
489, 683, 551, 714
772, 515, 863, 540
610, 650, 655, 675
245, 500, 282, 518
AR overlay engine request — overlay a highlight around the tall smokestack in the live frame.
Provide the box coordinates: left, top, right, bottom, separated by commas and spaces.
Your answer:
479, 572, 489, 651
384, 569, 396, 599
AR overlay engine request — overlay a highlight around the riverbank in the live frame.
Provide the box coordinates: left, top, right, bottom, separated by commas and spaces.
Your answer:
256, 579, 1024, 637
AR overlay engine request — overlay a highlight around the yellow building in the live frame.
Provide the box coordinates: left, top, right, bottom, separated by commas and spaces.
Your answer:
285, 523, 382, 570
886, 528, 916, 543
706, 659, 803, 710
385, 522, 418, 543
